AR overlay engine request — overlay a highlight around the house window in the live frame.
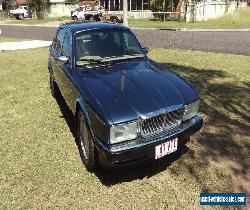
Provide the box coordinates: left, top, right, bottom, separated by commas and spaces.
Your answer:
100, 0, 149, 11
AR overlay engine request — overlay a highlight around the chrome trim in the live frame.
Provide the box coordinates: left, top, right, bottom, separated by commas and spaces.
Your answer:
140, 106, 184, 137
108, 115, 202, 153
139, 104, 183, 120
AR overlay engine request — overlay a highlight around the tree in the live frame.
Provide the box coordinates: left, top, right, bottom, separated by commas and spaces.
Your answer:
65, 0, 78, 3
2, 0, 15, 10
28, 0, 50, 19
149, 0, 180, 12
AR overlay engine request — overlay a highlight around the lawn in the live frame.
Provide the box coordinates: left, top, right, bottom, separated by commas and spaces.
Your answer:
0, 36, 26, 42
0, 47, 249, 209
129, 7, 250, 29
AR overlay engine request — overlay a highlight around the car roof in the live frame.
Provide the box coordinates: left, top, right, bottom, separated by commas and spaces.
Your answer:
59, 22, 128, 34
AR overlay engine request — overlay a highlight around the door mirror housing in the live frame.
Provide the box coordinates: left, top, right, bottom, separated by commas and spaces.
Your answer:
142, 47, 149, 54
57, 56, 69, 65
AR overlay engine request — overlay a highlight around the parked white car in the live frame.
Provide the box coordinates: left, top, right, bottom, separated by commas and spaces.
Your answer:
71, 6, 105, 22
11, 6, 31, 20
71, 7, 86, 21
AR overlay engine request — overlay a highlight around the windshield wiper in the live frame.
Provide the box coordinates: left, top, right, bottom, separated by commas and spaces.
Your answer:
77, 58, 115, 66
78, 58, 104, 65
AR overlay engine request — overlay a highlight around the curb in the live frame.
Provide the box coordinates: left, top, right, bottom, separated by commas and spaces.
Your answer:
131, 27, 181, 31
132, 27, 250, 32
0, 23, 59, 27
181, 28, 250, 32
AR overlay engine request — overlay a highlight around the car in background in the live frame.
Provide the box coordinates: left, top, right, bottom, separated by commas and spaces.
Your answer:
71, 6, 104, 22
71, 6, 122, 23
10, 5, 31, 20
48, 22, 203, 171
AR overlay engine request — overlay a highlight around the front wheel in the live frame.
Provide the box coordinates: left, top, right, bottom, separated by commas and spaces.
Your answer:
77, 109, 96, 171
19, 14, 24, 20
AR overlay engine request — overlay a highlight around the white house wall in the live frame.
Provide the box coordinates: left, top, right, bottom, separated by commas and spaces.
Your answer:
182, 1, 247, 22
48, 3, 78, 17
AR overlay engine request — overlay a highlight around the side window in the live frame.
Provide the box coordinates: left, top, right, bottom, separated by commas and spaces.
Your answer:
54, 28, 66, 52
62, 31, 71, 57
123, 32, 142, 54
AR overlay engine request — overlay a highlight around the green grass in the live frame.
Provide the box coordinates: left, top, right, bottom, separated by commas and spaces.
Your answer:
0, 36, 26, 42
5, 16, 72, 25
129, 7, 250, 29
0, 48, 249, 209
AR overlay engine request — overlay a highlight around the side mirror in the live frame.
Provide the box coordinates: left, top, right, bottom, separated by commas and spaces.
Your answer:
142, 47, 149, 54
56, 56, 69, 65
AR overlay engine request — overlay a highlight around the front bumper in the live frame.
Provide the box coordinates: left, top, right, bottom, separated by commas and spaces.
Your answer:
95, 115, 203, 168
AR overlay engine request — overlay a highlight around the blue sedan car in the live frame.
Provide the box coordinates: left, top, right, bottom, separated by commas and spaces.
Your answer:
48, 22, 202, 170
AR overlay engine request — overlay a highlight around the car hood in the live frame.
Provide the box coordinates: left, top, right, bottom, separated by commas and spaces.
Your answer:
74, 58, 198, 124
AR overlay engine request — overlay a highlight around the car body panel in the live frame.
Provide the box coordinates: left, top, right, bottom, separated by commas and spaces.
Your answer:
73, 58, 198, 125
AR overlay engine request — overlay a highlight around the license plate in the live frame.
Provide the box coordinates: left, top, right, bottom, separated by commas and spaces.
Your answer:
155, 138, 178, 159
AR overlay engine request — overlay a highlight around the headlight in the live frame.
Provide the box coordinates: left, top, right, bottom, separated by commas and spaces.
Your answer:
182, 100, 200, 122
110, 121, 138, 144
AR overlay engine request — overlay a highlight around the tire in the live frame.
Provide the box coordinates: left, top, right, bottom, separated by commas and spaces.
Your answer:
19, 14, 24, 20
89, 16, 95, 22
77, 109, 96, 171
73, 16, 78, 22
112, 17, 118, 23
49, 72, 59, 98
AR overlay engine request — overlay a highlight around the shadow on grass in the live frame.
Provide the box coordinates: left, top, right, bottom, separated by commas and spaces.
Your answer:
162, 63, 250, 194
55, 93, 77, 139
54, 63, 250, 192
94, 145, 189, 186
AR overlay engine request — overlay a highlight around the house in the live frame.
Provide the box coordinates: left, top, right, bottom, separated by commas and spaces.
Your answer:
49, 0, 78, 17
79, 0, 150, 11
181, 0, 248, 22
80, 0, 152, 18
99, 0, 150, 11
49, 0, 152, 18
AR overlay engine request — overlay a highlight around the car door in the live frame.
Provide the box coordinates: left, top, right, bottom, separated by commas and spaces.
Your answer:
50, 27, 67, 99
60, 30, 79, 111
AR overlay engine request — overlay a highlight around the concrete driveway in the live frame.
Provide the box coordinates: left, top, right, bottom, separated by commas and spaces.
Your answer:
0, 40, 51, 51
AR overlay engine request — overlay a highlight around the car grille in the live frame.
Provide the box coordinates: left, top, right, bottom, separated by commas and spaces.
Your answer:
140, 108, 184, 137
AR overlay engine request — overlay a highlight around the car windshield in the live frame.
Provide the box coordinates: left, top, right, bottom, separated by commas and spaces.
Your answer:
75, 29, 145, 65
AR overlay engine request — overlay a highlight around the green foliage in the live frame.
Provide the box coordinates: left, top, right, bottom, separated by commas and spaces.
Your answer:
28, 0, 50, 19
149, 0, 180, 12
65, 0, 78, 4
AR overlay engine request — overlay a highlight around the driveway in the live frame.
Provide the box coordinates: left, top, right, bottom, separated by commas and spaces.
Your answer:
1, 24, 250, 55
0, 40, 51, 51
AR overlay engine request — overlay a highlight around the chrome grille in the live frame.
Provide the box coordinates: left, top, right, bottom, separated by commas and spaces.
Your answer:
140, 108, 184, 137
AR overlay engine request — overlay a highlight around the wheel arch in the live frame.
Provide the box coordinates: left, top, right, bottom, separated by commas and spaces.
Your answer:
75, 97, 95, 139
48, 59, 52, 71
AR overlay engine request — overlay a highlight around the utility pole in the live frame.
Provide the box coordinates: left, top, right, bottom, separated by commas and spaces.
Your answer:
163, 0, 166, 22
123, 0, 128, 26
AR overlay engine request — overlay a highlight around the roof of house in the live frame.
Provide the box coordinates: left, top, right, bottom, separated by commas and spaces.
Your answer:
16, 0, 28, 5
